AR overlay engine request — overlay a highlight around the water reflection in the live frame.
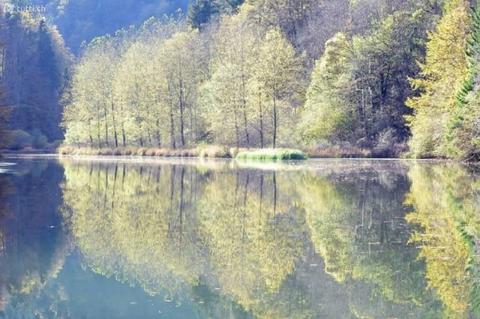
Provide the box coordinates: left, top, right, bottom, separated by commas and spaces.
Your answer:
406, 163, 480, 318
1, 158, 480, 318
0, 160, 70, 317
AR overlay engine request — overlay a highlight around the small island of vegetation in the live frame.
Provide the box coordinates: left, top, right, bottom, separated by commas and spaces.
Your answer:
236, 149, 308, 161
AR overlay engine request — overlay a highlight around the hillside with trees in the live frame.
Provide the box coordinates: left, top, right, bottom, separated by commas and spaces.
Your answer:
0, 11, 71, 149
11, 0, 190, 52
3, 0, 480, 160
61, 0, 450, 158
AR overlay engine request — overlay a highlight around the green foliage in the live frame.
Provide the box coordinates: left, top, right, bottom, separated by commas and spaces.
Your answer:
64, 12, 302, 150
56, 0, 480, 159
189, 0, 219, 29
406, 0, 471, 158
300, 7, 436, 155
63, 20, 207, 149
299, 33, 353, 143
245, 0, 317, 44
295, 164, 443, 317
236, 148, 307, 161
188, 0, 244, 29
252, 28, 303, 148
60, 162, 315, 317
200, 7, 259, 147
1, 13, 71, 142
406, 163, 480, 317
59, 160, 454, 317
445, 8, 480, 160
8, 130, 33, 150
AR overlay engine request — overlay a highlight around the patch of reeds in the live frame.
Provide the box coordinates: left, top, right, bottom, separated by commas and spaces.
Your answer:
236, 148, 308, 161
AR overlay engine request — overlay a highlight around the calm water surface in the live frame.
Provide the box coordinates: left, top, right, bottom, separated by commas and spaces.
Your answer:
0, 156, 479, 318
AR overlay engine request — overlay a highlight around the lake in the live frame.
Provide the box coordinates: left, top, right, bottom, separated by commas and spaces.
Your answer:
0, 156, 478, 318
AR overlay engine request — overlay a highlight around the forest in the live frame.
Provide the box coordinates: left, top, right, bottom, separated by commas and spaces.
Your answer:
1, 0, 480, 160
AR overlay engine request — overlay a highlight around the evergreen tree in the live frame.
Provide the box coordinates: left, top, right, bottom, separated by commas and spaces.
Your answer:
446, 8, 480, 160
0, 13, 71, 146
188, 0, 220, 29
188, 0, 244, 29
406, 0, 471, 158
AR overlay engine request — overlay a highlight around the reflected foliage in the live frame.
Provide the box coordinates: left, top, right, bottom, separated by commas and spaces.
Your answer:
60, 159, 459, 318
7, 159, 480, 318
297, 163, 442, 318
61, 161, 312, 318
406, 163, 480, 318
0, 161, 70, 317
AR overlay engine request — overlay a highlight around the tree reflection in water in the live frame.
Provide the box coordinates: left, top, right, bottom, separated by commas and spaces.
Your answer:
0, 160, 70, 317
3, 159, 480, 318
406, 163, 480, 319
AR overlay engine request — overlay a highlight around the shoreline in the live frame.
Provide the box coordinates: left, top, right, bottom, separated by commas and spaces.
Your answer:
54, 146, 401, 160
0, 145, 464, 163
1, 150, 456, 165
2, 153, 457, 175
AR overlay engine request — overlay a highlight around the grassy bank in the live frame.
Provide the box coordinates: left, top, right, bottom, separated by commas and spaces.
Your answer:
236, 149, 308, 161
57, 144, 407, 160
58, 146, 308, 161
58, 145, 233, 158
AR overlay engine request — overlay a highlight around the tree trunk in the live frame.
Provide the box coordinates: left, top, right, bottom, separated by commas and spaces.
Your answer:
147, 130, 153, 147
156, 118, 161, 147
272, 96, 277, 149
179, 79, 186, 147
241, 76, 249, 146
88, 122, 93, 146
103, 105, 109, 146
234, 110, 240, 148
242, 101, 249, 147
111, 101, 118, 148
121, 124, 126, 147
169, 99, 176, 149
259, 92, 264, 148
97, 108, 101, 148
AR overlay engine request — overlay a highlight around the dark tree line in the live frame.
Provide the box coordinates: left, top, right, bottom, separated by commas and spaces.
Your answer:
0, 12, 71, 149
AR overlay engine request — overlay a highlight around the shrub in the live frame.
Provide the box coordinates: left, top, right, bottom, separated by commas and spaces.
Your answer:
372, 129, 397, 158
136, 148, 148, 156
32, 131, 48, 149
199, 145, 230, 158
307, 143, 372, 158
8, 130, 33, 150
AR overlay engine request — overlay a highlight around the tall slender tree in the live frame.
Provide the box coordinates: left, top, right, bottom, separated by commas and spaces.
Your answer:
406, 0, 471, 158
253, 28, 302, 148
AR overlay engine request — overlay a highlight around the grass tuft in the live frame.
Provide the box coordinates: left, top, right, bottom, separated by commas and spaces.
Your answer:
236, 148, 307, 161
